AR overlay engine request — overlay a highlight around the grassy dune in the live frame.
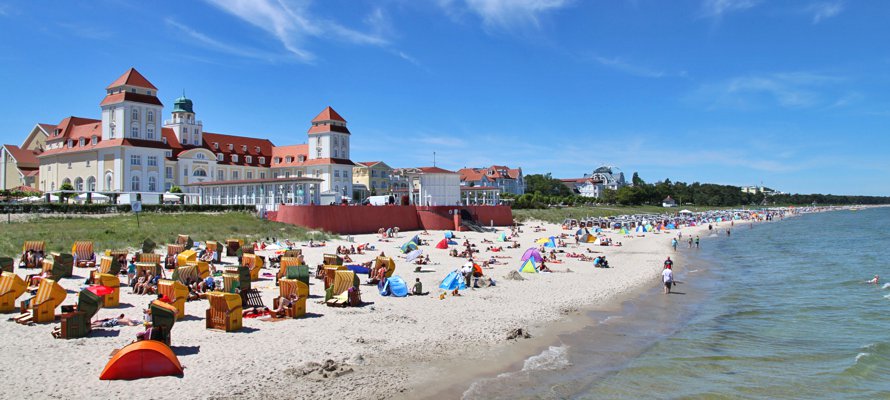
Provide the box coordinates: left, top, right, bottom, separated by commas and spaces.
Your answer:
0, 212, 326, 256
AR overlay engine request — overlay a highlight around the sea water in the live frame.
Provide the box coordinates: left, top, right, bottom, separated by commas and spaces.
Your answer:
463, 207, 890, 399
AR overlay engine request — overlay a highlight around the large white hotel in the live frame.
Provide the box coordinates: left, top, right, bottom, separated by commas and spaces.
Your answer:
1, 68, 357, 208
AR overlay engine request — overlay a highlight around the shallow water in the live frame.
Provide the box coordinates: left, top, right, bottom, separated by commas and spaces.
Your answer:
463, 207, 890, 399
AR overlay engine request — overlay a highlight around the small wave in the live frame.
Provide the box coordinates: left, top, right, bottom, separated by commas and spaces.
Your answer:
855, 352, 870, 363
882, 283, 890, 289
883, 293, 890, 299
522, 346, 571, 372
687, 269, 700, 273
600, 315, 622, 324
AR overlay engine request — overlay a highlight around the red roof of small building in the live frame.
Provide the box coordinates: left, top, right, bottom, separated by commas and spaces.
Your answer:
37, 123, 57, 133
106, 68, 158, 90
311, 106, 346, 123
3, 144, 40, 166
416, 166, 456, 174
203, 132, 274, 167
357, 161, 383, 167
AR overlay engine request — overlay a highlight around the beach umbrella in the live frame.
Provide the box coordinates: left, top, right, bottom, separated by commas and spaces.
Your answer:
521, 248, 544, 262
406, 249, 423, 262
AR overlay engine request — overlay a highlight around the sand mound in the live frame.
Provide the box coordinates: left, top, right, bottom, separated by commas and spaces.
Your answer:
503, 270, 525, 280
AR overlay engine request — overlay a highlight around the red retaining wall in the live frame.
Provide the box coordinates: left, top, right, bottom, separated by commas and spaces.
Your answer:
273, 205, 513, 234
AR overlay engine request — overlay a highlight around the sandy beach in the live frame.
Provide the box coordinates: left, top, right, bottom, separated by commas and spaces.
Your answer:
1, 218, 727, 399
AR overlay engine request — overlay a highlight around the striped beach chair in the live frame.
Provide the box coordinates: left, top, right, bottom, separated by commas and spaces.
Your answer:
176, 234, 193, 249
205, 292, 242, 332
20, 278, 66, 323
277, 256, 304, 283
94, 273, 121, 307
225, 239, 243, 256
242, 254, 263, 281
205, 241, 221, 263
21, 241, 46, 268
275, 278, 307, 318
324, 270, 360, 307
323, 254, 343, 266
72, 241, 95, 268
157, 279, 188, 320
374, 256, 396, 278
0, 272, 27, 313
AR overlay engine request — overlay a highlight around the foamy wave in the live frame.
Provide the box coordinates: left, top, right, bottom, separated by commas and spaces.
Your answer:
882, 283, 890, 289
855, 352, 870, 363
600, 315, 622, 324
522, 346, 570, 372
883, 293, 890, 299
687, 269, 700, 273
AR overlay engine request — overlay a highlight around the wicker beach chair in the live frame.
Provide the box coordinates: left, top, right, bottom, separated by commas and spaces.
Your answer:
277, 256, 305, 284
148, 300, 177, 345
374, 256, 396, 278
158, 279, 188, 320
205, 241, 222, 263
242, 254, 263, 281
72, 241, 96, 268
93, 273, 121, 307
176, 234, 193, 249
21, 241, 46, 268
55, 289, 101, 339
0, 272, 27, 313
0, 257, 13, 273
206, 292, 242, 332
225, 239, 243, 257
323, 254, 343, 266
324, 270, 360, 307
18, 278, 66, 323
274, 279, 307, 318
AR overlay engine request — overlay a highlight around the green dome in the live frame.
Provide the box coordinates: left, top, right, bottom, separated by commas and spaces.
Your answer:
172, 94, 194, 114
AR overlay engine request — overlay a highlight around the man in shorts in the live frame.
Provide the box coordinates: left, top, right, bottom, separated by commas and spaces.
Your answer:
662, 265, 674, 294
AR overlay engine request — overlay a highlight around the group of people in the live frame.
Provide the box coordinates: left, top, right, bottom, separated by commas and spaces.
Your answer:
19, 248, 46, 269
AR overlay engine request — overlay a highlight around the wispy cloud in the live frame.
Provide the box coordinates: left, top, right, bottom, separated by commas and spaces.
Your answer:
165, 18, 281, 61
57, 22, 113, 40
805, 1, 844, 23
699, 0, 760, 19
439, 0, 572, 30
202, 0, 389, 62
592, 56, 681, 79
688, 72, 847, 110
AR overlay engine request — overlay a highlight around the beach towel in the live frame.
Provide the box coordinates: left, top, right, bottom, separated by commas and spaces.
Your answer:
347, 265, 370, 275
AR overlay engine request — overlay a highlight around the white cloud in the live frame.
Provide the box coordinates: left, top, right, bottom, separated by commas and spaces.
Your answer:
440, 0, 571, 30
203, 0, 388, 62
165, 18, 281, 61
699, 0, 760, 19
592, 56, 669, 79
688, 72, 846, 110
806, 1, 844, 23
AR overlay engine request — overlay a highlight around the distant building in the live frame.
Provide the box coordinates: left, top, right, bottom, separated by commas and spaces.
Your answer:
560, 166, 627, 198
353, 161, 393, 198
741, 185, 780, 195
390, 167, 460, 206
662, 196, 677, 208
1, 123, 51, 190
458, 165, 525, 195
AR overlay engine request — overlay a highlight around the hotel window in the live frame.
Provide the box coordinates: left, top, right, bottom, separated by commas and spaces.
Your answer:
298, 155, 305, 162
193, 137, 200, 146
228, 144, 234, 151
260, 172, 265, 179
232, 171, 239, 180
132, 109, 138, 120
86, 160, 90, 167
183, 127, 189, 135
242, 145, 247, 152
245, 156, 252, 164
110, 107, 115, 121
217, 170, 224, 181
131, 176, 140, 191
148, 156, 158, 166
297, 171, 302, 177
91, 136, 97, 145
162, 137, 167, 144
217, 154, 224, 161
259, 157, 265, 164
166, 167, 173, 179
165, 151, 172, 157
334, 149, 339, 158
286, 156, 293, 163
284, 171, 290, 178
165, 182, 172, 191
213, 142, 219, 149
254, 146, 260, 153
132, 126, 139, 137
184, 169, 188, 177
334, 170, 340, 178
131, 155, 141, 165
232, 155, 239, 163
147, 111, 154, 121
247, 171, 253, 179
148, 176, 157, 192
196, 153, 205, 160
79, 138, 85, 146
147, 127, 154, 139
68, 140, 73, 148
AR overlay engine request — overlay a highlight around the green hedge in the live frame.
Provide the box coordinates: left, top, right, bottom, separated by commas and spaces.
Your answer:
0, 203, 256, 214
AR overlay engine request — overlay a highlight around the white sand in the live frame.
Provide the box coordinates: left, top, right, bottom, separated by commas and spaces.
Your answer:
0, 219, 724, 399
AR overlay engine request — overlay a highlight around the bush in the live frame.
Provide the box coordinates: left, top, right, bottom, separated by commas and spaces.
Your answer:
0, 203, 255, 214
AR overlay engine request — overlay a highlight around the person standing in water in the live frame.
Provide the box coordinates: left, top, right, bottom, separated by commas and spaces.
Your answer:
671, 238, 678, 251
866, 275, 879, 284
695, 236, 700, 249
662, 264, 674, 294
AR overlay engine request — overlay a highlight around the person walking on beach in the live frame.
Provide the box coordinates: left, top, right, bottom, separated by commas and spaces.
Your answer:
695, 236, 700, 249
688, 237, 693, 248
662, 265, 674, 294
664, 257, 673, 269
726, 228, 731, 237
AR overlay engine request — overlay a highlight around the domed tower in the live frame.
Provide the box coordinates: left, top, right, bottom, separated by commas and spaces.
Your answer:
164, 92, 203, 146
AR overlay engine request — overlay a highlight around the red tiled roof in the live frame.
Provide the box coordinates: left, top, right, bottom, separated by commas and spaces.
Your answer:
308, 124, 350, 135
106, 68, 158, 90
203, 132, 274, 167
45, 117, 101, 142
271, 144, 308, 167
416, 166, 456, 174
507, 168, 522, 179
311, 106, 346, 123
3, 144, 39, 166
99, 91, 163, 106
22, 169, 40, 177
11, 185, 40, 192
357, 161, 383, 167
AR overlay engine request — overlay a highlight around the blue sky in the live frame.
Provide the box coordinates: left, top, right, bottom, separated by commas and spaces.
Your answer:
1, 0, 888, 195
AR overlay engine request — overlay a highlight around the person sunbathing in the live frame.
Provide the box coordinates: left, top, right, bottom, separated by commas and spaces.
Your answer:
133, 273, 152, 295
92, 314, 142, 328
539, 261, 552, 273
272, 293, 299, 317
343, 254, 354, 263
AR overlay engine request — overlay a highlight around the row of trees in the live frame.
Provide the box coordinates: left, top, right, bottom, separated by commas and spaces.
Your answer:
513, 173, 890, 209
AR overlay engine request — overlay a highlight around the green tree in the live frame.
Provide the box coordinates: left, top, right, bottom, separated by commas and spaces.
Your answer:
524, 173, 573, 196
169, 186, 183, 193
632, 172, 645, 186
59, 182, 75, 201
